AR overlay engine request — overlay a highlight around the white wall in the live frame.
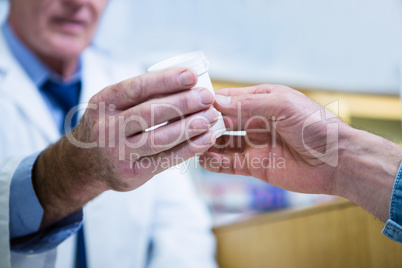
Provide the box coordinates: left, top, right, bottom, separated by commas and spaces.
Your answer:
2, 0, 401, 94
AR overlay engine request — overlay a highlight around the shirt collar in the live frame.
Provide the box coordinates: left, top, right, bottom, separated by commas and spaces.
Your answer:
2, 21, 82, 87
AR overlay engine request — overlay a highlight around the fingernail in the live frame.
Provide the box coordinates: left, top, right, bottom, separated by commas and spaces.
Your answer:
198, 88, 214, 105
215, 95, 231, 106
201, 131, 216, 145
203, 108, 219, 124
179, 70, 195, 86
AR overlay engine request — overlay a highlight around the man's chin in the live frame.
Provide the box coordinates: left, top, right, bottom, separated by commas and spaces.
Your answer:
47, 38, 89, 58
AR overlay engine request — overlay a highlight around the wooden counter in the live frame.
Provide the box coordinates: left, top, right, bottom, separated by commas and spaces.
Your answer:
213, 198, 402, 268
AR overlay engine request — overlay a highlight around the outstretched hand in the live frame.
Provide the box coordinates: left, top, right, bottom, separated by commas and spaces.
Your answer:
199, 84, 402, 222
200, 84, 349, 194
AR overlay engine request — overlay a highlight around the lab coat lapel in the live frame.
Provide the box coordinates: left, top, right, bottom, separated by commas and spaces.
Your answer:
0, 33, 60, 143
77, 49, 113, 120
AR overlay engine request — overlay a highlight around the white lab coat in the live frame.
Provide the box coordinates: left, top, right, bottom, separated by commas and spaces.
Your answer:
0, 32, 216, 268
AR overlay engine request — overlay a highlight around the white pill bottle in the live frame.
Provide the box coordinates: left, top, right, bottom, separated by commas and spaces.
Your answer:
148, 51, 226, 138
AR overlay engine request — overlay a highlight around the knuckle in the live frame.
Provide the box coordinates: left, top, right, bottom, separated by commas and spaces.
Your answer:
143, 133, 158, 155
176, 94, 190, 113
189, 117, 208, 131
279, 93, 296, 110
254, 84, 273, 94
183, 144, 196, 158
162, 70, 178, 89
151, 109, 166, 126
152, 132, 170, 147
241, 94, 257, 107
128, 160, 142, 176
91, 119, 102, 137
283, 91, 301, 106
136, 105, 152, 125
90, 89, 106, 106
272, 84, 287, 92
126, 77, 145, 102
140, 143, 153, 157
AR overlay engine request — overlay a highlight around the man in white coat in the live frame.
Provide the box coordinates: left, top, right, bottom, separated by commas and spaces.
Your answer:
0, 0, 218, 267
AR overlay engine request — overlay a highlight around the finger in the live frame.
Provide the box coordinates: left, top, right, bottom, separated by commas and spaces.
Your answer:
198, 151, 252, 177
214, 84, 275, 97
122, 87, 215, 136
214, 85, 304, 119
129, 130, 217, 181
207, 135, 248, 154
126, 107, 220, 158
100, 68, 198, 109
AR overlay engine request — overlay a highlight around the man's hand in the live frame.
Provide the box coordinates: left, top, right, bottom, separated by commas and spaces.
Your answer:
199, 84, 402, 222
200, 85, 346, 194
34, 68, 219, 228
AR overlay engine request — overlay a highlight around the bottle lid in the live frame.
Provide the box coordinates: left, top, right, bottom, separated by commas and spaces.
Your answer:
147, 51, 209, 77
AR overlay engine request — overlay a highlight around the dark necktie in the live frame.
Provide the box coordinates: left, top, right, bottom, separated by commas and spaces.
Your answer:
41, 79, 81, 132
40, 79, 87, 268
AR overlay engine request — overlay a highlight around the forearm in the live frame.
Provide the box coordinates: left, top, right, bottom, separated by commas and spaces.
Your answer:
334, 127, 402, 222
33, 136, 106, 229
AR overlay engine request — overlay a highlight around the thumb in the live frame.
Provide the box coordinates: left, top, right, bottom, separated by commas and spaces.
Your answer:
214, 92, 279, 119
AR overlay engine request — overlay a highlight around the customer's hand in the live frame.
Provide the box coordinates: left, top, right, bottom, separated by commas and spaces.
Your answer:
200, 84, 345, 194
199, 84, 402, 221
34, 68, 219, 228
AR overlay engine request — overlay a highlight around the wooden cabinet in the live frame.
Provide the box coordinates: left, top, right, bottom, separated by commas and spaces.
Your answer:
213, 198, 402, 268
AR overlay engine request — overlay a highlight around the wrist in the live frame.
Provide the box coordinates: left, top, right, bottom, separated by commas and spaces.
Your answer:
33, 136, 106, 228
332, 127, 402, 221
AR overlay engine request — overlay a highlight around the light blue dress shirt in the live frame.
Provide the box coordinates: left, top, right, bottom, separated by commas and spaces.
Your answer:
382, 161, 402, 243
3, 22, 84, 253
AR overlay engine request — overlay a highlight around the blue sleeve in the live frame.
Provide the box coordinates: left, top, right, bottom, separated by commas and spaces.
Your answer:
9, 152, 83, 254
382, 161, 402, 243
9, 153, 44, 238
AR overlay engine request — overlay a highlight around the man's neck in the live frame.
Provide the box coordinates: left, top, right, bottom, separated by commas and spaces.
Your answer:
37, 55, 79, 80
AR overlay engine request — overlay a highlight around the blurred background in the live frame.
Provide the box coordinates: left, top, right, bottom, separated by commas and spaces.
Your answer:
2, 0, 400, 94
94, 0, 402, 95
1, 0, 401, 225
